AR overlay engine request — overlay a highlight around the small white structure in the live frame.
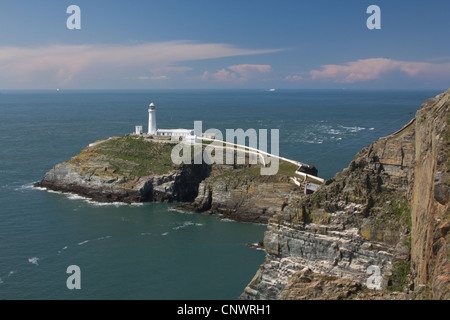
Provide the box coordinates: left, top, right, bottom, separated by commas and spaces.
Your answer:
148, 102, 157, 135
157, 129, 194, 137
135, 125, 143, 135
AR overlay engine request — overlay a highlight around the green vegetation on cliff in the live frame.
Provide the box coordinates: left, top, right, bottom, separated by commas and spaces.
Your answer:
94, 136, 178, 177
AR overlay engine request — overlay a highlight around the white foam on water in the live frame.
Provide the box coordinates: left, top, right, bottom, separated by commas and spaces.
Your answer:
77, 240, 90, 246
140, 232, 152, 236
33, 186, 47, 191
305, 139, 323, 144
95, 235, 112, 241
168, 207, 194, 215
14, 182, 38, 192
67, 193, 88, 201
88, 200, 128, 207
8, 270, 16, 277
36, 186, 140, 208
172, 221, 194, 230
45, 189, 64, 195
250, 243, 265, 251
343, 126, 366, 133
28, 257, 39, 265
172, 221, 204, 230
130, 203, 144, 207
85, 198, 144, 207
161, 232, 169, 236
57, 246, 69, 254
327, 129, 344, 135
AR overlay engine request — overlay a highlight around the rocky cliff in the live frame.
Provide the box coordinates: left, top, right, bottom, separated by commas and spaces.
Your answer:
410, 90, 449, 299
37, 135, 210, 203
174, 161, 304, 223
241, 89, 449, 300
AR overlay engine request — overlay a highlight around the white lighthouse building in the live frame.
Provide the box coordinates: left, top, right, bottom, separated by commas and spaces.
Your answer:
133, 101, 196, 142
148, 102, 157, 135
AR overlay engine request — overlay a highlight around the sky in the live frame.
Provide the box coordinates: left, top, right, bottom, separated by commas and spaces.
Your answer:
0, 0, 449, 90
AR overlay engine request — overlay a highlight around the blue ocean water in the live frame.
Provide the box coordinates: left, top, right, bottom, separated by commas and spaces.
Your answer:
0, 89, 440, 299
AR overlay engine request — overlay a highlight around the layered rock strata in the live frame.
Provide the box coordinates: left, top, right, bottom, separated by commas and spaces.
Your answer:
174, 165, 299, 223
241, 89, 449, 300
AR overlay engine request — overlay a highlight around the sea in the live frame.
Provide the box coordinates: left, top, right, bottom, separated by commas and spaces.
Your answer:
0, 89, 441, 300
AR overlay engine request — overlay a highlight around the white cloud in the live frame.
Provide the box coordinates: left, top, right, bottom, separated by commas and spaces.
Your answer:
0, 41, 280, 88
285, 58, 450, 83
202, 64, 272, 82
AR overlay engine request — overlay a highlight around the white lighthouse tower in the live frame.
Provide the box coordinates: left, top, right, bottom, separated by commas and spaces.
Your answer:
148, 102, 157, 135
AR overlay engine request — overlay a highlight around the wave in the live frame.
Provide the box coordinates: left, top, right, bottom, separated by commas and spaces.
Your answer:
342, 126, 366, 133
89, 201, 128, 207
58, 246, 68, 253
305, 139, 323, 144
77, 240, 90, 246
172, 221, 204, 230
33, 186, 48, 191
13, 182, 38, 192
249, 243, 265, 251
34, 185, 142, 207
95, 235, 112, 241
168, 207, 194, 215
28, 257, 39, 265
327, 129, 344, 135
67, 193, 88, 201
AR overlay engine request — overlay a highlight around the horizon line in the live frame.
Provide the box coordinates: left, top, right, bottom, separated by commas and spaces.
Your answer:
0, 88, 447, 92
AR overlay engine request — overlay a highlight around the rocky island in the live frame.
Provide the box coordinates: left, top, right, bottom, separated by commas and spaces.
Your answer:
36, 134, 312, 223
36, 89, 449, 299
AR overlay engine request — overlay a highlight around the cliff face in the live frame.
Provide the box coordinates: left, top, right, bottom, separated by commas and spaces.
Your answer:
241, 89, 449, 300
410, 91, 450, 299
174, 162, 302, 223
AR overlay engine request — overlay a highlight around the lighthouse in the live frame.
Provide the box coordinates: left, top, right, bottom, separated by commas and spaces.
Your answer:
148, 102, 157, 135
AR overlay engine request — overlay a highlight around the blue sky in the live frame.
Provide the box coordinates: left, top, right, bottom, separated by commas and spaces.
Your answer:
0, 0, 449, 89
